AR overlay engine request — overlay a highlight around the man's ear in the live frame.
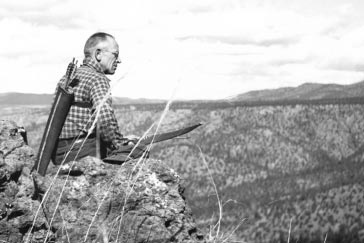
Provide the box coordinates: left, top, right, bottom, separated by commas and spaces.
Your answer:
95, 49, 102, 62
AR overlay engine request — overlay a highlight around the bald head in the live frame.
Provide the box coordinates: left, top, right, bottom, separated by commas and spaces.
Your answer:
84, 32, 115, 58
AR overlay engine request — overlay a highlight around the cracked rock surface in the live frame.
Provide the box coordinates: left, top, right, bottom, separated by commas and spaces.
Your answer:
0, 120, 205, 243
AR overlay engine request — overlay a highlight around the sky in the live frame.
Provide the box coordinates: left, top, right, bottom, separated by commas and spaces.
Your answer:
1, 0, 364, 100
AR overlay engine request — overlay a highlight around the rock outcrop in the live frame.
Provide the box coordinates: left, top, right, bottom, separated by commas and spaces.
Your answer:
0, 120, 205, 243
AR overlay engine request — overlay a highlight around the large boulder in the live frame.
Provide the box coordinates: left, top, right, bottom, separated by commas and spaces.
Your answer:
0, 120, 205, 243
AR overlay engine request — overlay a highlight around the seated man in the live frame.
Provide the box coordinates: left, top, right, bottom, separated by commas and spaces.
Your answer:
52, 32, 133, 165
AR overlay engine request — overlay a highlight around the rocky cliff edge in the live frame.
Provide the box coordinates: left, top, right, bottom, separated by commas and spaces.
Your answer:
0, 120, 205, 243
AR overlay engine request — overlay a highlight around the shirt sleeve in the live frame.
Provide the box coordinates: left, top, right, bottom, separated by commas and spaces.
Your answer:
90, 77, 124, 146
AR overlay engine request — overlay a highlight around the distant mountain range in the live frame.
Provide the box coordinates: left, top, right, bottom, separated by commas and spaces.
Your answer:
0, 92, 165, 105
2, 80, 364, 105
0, 93, 54, 105
232, 80, 364, 101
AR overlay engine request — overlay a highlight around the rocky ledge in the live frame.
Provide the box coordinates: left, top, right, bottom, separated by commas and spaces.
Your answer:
0, 120, 205, 243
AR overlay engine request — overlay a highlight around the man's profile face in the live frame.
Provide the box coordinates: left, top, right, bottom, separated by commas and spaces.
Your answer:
99, 37, 121, 75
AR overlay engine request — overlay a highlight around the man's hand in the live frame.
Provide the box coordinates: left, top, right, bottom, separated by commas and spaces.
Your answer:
113, 136, 149, 160
123, 135, 139, 145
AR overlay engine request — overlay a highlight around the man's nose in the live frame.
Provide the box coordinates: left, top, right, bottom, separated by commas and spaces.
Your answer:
117, 57, 121, 63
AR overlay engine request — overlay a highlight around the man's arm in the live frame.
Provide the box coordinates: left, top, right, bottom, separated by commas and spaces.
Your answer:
90, 77, 124, 148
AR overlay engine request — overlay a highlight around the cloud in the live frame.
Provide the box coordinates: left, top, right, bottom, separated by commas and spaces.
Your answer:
0, 1, 92, 29
0, 0, 62, 11
177, 35, 300, 47
328, 62, 364, 72
0, 17, 86, 59
2, 0, 364, 99
321, 58, 364, 73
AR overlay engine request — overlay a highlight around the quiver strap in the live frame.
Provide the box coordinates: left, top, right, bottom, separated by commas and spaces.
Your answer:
73, 101, 93, 108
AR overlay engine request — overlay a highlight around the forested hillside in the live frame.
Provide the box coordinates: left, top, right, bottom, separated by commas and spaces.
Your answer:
114, 102, 364, 242
2, 101, 364, 242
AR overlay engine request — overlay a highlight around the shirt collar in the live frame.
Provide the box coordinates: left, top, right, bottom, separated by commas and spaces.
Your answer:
83, 57, 104, 74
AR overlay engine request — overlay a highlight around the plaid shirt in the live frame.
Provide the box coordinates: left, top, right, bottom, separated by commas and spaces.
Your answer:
57, 57, 124, 146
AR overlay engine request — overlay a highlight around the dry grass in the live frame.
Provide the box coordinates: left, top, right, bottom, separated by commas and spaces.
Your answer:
197, 145, 247, 243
